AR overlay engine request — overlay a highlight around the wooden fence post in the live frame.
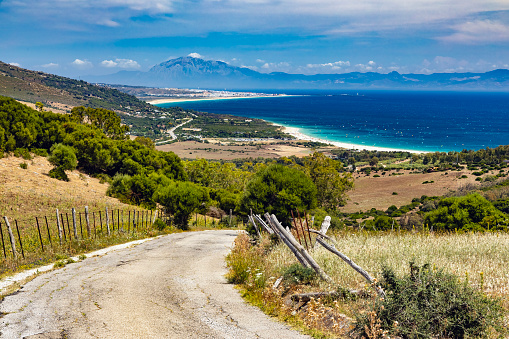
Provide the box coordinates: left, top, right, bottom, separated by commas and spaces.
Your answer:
117, 210, 120, 232
105, 206, 111, 236
56, 208, 63, 244
128, 210, 131, 233
79, 212, 83, 238
111, 209, 115, 232
15, 220, 25, 259
35, 217, 44, 252
61, 213, 67, 241
99, 210, 103, 233
85, 206, 91, 238
72, 208, 78, 240
45, 216, 52, 248
121, 210, 124, 231
0, 220, 6, 258
3, 217, 17, 259
93, 212, 97, 238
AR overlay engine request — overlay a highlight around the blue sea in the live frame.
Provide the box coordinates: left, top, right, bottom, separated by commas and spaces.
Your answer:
158, 90, 509, 152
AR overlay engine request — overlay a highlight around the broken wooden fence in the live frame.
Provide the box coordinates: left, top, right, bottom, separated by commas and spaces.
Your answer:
249, 211, 385, 298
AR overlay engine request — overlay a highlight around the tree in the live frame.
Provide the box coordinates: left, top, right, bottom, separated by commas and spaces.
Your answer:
35, 102, 44, 112
153, 181, 209, 229
303, 152, 353, 210
424, 193, 508, 231
369, 156, 379, 167
47, 143, 77, 181
240, 164, 317, 223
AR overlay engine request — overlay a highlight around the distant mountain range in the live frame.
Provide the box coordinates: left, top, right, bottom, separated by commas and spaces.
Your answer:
86, 56, 509, 91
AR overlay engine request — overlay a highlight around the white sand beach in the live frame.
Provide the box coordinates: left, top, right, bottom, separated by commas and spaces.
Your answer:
280, 125, 427, 154
146, 95, 288, 105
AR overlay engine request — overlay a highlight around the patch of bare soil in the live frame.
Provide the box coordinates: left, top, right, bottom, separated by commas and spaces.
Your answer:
342, 169, 481, 213
0, 156, 129, 223
156, 140, 321, 160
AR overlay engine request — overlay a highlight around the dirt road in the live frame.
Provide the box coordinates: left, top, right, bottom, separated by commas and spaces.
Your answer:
0, 230, 309, 338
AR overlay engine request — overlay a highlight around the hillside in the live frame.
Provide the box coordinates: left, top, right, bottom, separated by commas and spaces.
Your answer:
0, 61, 158, 114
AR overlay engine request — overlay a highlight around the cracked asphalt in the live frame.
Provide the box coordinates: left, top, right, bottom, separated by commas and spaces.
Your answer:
0, 230, 310, 339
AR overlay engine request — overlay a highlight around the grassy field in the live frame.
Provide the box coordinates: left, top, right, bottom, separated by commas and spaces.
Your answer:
227, 230, 509, 337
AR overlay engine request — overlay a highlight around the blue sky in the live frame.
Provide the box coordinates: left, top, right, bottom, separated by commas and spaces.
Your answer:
2, 0, 509, 79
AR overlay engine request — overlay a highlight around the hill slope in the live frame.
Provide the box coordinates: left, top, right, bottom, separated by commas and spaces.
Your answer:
0, 61, 157, 114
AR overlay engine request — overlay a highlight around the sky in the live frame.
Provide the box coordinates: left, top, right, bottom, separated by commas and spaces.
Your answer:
1, 0, 509, 79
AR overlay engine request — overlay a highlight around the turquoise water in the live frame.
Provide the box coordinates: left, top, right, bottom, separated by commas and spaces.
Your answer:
158, 90, 509, 152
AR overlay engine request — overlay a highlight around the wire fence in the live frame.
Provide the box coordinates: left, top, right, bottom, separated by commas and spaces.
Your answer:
0, 206, 156, 260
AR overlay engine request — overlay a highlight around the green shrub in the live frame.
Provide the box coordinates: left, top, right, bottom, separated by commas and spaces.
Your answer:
153, 218, 167, 231
352, 263, 506, 338
392, 191, 398, 195
281, 263, 316, 287
19, 162, 27, 169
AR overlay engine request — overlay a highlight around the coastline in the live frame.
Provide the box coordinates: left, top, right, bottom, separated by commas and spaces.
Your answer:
147, 95, 289, 105
279, 125, 428, 154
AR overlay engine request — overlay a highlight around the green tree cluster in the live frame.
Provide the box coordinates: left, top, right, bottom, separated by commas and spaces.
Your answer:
424, 193, 508, 231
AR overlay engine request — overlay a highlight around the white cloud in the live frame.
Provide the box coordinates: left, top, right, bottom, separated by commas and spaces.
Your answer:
259, 61, 292, 73
41, 62, 59, 68
72, 59, 93, 68
8, 62, 21, 67
188, 52, 203, 59
101, 58, 141, 68
438, 20, 509, 44
97, 19, 121, 27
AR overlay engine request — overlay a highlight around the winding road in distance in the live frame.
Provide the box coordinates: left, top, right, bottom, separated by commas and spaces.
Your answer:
0, 230, 310, 339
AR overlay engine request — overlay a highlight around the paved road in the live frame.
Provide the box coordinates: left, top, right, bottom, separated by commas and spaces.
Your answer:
0, 230, 310, 339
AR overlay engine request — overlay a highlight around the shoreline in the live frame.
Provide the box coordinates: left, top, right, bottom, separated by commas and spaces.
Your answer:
147, 95, 289, 105
278, 124, 428, 154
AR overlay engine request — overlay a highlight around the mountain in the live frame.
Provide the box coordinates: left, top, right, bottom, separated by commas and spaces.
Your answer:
86, 56, 509, 91
0, 61, 157, 114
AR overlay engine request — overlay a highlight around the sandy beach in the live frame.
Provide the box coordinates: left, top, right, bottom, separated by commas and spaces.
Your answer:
146, 95, 288, 105
280, 125, 427, 154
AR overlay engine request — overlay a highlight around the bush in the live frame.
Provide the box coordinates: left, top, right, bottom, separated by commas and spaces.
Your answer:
282, 263, 316, 287
352, 263, 506, 338
153, 218, 167, 231
19, 162, 27, 169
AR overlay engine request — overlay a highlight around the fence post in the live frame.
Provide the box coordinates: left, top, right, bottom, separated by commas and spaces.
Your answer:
61, 213, 67, 241
152, 210, 157, 224
56, 208, 63, 244
99, 210, 103, 233
0, 220, 6, 258
45, 216, 52, 248
141, 211, 144, 229
121, 210, 124, 231
3, 217, 17, 259
35, 217, 44, 252
79, 212, 83, 238
72, 208, 78, 240
111, 209, 115, 232
93, 212, 97, 238
85, 206, 91, 238
105, 207, 111, 236
128, 210, 131, 233
117, 210, 120, 232
15, 220, 25, 259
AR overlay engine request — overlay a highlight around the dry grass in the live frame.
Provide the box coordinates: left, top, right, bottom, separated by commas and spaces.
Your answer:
228, 231, 509, 337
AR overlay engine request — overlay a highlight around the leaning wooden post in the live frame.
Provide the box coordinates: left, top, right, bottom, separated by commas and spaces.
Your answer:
4, 217, 17, 259
85, 206, 91, 238
315, 236, 385, 298
55, 208, 63, 245
264, 213, 310, 268
314, 216, 331, 249
270, 214, 333, 283
72, 208, 78, 240
248, 215, 261, 238
105, 206, 111, 236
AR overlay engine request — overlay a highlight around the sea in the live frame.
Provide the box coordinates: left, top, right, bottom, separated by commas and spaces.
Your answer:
157, 90, 509, 153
